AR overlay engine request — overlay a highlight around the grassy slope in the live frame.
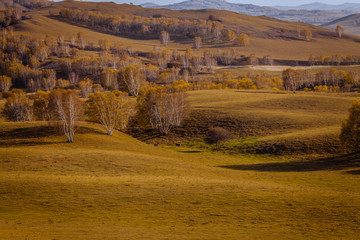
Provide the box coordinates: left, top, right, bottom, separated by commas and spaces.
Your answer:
134, 90, 358, 156
14, 1, 360, 60
322, 14, 360, 36
1, 92, 360, 239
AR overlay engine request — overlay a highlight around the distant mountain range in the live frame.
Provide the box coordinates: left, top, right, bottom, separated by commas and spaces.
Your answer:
139, 0, 359, 25
322, 13, 360, 36
275, 2, 360, 11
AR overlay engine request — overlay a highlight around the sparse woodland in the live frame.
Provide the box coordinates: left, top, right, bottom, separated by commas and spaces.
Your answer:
1, 2, 360, 240
0, 5, 359, 144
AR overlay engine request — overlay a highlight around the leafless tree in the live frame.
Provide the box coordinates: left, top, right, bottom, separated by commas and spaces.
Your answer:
0, 75, 12, 92
3, 89, 32, 122
57, 34, 65, 45
137, 86, 187, 134
204, 56, 217, 73
41, 70, 56, 91
69, 72, 79, 86
262, 55, 273, 65
282, 68, 299, 91
118, 64, 146, 97
102, 69, 118, 90
192, 56, 203, 72
193, 37, 202, 49
207, 127, 232, 150
336, 25, 344, 38
49, 89, 83, 143
160, 31, 170, 47
77, 31, 86, 49
180, 54, 191, 69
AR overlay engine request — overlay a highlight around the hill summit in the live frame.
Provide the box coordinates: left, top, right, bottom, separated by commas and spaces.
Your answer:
141, 0, 357, 25
322, 13, 360, 36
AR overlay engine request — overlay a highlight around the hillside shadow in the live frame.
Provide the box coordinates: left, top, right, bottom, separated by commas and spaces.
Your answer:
219, 153, 360, 173
127, 130, 163, 142
0, 126, 105, 147
49, 16, 193, 46
0, 126, 104, 140
179, 150, 202, 153
234, 90, 287, 94
0, 126, 57, 140
49, 16, 158, 42
0, 140, 62, 147
345, 170, 360, 175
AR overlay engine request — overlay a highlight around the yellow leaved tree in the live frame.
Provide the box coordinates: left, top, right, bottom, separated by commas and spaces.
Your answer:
87, 91, 134, 135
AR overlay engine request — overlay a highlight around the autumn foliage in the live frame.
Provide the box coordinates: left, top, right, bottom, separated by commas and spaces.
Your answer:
3, 89, 31, 121
87, 91, 134, 135
0, 75, 12, 92
137, 85, 187, 134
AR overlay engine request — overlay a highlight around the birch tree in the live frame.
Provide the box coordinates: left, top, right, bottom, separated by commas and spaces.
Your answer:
282, 68, 299, 91
336, 25, 344, 38
87, 91, 134, 135
118, 64, 146, 97
193, 37, 202, 49
0, 75, 12, 92
78, 78, 93, 98
304, 29, 312, 41
137, 86, 187, 134
49, 89, 83, 143
160, 31, 170, 47
3, 89, 32, 122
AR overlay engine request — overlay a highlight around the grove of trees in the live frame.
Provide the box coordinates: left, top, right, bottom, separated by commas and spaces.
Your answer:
137, 85, 187, 134
59, 8, 252, 45
87, 91, 133, 135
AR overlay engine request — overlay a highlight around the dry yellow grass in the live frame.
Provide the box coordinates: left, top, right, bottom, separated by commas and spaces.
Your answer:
3, 2, 360, 237
1, 91, 360, 239
181, 90, 358, 155
14, 1, 360, 60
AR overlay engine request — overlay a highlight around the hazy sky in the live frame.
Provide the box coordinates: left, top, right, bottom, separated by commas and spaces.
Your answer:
112, 0, 359, 6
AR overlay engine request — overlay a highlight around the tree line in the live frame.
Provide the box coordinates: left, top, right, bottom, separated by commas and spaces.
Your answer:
2, 84, 187, 142
308, 53, 360, 66
59, 8, 251, 45
282, 68, 359, 92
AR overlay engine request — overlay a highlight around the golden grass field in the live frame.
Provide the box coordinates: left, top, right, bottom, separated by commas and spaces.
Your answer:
14, 1, 360, 60
1, 90, 360, 239
2, 2, 360, 238
137, 90, 358, 157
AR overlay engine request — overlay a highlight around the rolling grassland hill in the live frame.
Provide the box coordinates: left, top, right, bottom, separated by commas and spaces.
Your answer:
1, 2, 360, 239
322, 13, 360, 36
0, 95, 360, 239
276, 2, 360, 11
129, 89, 360, 157
142, 0, 357, 25
14, 1, 360, 61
